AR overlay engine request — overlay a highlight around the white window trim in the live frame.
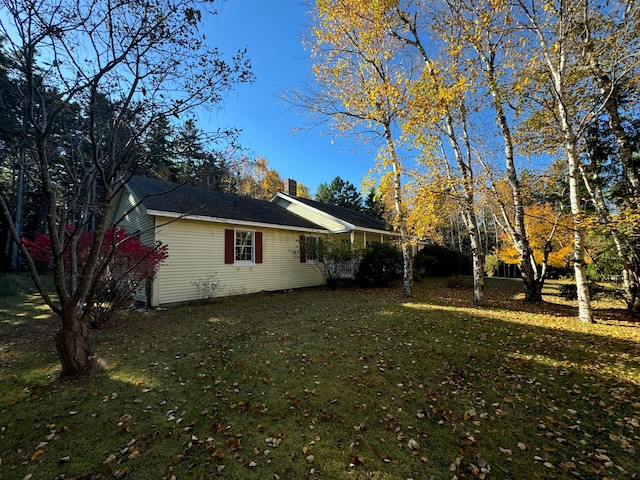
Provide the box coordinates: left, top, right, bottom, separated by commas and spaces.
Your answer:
234, 229, 255, 266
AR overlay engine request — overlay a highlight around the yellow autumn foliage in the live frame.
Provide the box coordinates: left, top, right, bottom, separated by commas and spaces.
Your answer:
497, 203, 574, 268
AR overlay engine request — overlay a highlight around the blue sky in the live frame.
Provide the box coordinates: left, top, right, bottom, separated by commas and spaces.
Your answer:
203, 0, 375, 194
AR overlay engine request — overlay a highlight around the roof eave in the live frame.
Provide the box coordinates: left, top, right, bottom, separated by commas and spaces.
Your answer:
146, 209, 329, 234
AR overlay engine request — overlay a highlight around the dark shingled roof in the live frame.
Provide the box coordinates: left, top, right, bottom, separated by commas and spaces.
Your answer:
126, 176, 324, 230
280, 193, 389, 232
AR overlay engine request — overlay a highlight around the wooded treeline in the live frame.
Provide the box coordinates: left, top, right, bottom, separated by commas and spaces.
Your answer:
0, 31, 298, 271
303, 0, 640, 319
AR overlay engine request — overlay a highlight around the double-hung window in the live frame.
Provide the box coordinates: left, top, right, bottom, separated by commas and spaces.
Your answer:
300, 235, 323, 263
306, 236, 319, 262
225, 229, 263, 265
235, 230, 254, 262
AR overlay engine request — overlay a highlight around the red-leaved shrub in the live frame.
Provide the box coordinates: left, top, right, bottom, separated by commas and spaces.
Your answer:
24, 227, 168, 327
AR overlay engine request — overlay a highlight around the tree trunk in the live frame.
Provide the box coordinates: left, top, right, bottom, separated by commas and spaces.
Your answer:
11, 147, 25, 271
608, 227, 640, 314
521, 271, 544, 301
5, 146, 25, 272
556, 112, 593, 322
469, 230, 485, 306
517, 0, 593, 322
385, 124, 412, 298
55, 312, 94, 376
583, 28, 640, 197
566, 141, 593, 323
443, 110, 484, 306
580, 163, 640, 314
481, 50, 544, 302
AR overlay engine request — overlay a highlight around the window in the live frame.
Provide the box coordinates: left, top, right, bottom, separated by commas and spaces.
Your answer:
225, 229, 263, 265
235, 230, 254, 262
306, 236, 319, 262
300, 235, 322, 263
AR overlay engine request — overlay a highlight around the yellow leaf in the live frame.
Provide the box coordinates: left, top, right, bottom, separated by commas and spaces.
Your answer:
31, 449, 45, 461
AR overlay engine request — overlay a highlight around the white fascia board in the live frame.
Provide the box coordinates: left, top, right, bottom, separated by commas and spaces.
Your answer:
272, 193, 356, 232
357, 227, 401, 236
146, 209, 329, 234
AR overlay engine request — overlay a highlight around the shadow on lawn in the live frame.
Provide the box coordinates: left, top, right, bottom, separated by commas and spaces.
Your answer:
1, 279, 639, 479
414, 276, 638, 324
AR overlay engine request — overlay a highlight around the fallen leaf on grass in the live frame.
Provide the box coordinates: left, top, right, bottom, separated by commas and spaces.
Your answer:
118, 414, 132, 426
30, 449, 45, 461
559, 460, 576, 472
114, 466, 129, 478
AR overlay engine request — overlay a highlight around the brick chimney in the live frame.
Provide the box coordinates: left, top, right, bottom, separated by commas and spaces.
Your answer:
284, 178, 297, 196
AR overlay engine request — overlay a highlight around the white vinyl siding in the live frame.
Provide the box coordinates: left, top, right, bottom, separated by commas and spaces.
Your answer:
111, 190, 155, 246
110, 190, 158, 304
150, 218, 325, 306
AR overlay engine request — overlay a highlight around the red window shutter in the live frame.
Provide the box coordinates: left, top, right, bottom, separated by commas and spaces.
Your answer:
299, 235, 306, 263
224, 229, 234, 264
255, 231, 263, 263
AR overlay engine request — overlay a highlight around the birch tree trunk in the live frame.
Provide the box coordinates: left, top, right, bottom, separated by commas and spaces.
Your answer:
481, 53, 543, 301
385, 124, 413, 298
518, 0, 593, 322
443, 114, 484, 306
564, 135, 594, 323
396, 9, 484, 305
581, 17, 640, 313
580, 164, 640, 313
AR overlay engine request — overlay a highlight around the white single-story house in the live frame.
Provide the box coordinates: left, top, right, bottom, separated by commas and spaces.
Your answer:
113, 176, 398, 306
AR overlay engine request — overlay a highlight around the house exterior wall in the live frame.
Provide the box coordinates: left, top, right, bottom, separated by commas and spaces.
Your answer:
151, 217, 326, 306
112, 190, 156, 245
111, 189, 158, 304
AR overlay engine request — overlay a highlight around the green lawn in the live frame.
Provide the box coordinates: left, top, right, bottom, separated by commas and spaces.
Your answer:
1, 277, 639, 479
